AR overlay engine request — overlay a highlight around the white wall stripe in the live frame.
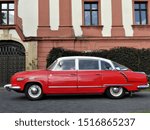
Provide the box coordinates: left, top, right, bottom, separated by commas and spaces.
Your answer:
72, 0, 83, 36
18, 0, 38, 36
50, 0, 59, 30
122, 0, 133, 36
101, 0, 112, 37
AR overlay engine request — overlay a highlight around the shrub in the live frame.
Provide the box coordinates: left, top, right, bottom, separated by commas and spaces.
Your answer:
46, 48, 82, 68
46, 47, 150, 74
138, 49, 150, 74
107, 47, 139, 71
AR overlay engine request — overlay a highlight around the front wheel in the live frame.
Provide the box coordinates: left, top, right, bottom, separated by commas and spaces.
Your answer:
106, 87, 125, 99
25, 84, 43, 100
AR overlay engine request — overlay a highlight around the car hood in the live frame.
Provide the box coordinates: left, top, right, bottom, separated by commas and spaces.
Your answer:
13, 70, 48, 77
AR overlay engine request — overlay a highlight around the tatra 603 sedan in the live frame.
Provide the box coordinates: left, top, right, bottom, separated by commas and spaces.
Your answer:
4, 56, 149, 100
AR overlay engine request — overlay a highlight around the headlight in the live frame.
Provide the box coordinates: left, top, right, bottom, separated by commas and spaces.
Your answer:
16, 77, 25, 81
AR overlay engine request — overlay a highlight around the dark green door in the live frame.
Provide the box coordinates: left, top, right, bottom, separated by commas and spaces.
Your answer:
0, 41, 25, 87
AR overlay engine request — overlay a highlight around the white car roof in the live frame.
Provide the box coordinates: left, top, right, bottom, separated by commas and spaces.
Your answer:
57, 56, 111, 62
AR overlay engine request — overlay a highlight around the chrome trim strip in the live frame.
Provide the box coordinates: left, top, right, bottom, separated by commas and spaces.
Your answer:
48, 84, 132, 89
78, 86, 103, 88
4, 84, 12, 88
48, 86, 76, 88
103, 84, 132, 87
4, 84, 21, 91
48, 86, 103, 88
137, 84, 149, 89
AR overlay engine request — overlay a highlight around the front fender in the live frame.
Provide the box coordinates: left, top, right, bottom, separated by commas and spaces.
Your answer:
23, 79, 48, 93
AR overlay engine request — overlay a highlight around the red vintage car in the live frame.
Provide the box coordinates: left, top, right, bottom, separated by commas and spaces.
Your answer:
4, 56, 149, 100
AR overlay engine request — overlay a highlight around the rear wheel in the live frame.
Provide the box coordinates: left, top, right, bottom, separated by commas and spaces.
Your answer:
106, 86, 125, 99
25, 84, 43, 100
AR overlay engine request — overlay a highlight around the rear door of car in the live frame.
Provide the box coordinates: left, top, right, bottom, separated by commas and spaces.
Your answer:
77, 58, 103, 93
100, 60, 127, 85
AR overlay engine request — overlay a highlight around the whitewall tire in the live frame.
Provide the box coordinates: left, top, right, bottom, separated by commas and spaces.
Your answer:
106, 87, 125, 99
25, 84, 43, 100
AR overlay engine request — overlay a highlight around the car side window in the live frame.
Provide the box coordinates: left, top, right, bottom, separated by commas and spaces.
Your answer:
101, 61, 113, 70
55, 60, 75, 70
79, 59, 99, 70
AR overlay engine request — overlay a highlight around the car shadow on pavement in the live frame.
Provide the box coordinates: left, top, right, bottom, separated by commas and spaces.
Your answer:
10, 92, 150, 101
44, 94, 106, 100
11, 94, 107, 101
128, 92, 150, 98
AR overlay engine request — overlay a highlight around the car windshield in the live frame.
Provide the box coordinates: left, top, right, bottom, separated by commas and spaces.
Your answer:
47, 60, 57, 70
112, 61, 129, 70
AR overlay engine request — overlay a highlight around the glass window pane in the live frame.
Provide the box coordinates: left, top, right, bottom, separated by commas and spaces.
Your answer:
92, 3, 98, 10
92, 11, 98, 25
79, 60, 99, 70
9, 3, 14, 9
9, 11, 14, 24
56, 60, 75, 70
135, 11, 140, 24
84, 3, 90, 10
101, 61, 113, 70
113, 61, 128, 70
141, 11, 147, 24
85, 11, 90, 25
1, 11, 7, 25
134, 3, 139, 9
141, 3, 146, 9
2, 3, 7, 9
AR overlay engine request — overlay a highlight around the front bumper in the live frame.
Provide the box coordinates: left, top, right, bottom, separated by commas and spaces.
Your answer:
4, 84, 21, 91
137, 84, 149, 89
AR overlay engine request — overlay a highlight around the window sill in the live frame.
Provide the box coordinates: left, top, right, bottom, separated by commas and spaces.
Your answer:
132, 24, 150, 28
132, 24, 150, 36
0, 25, 16, 29
81, 25, 103, 28
81, 25, 103, 37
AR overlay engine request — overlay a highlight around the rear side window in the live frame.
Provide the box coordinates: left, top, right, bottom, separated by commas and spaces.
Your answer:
79, 59, 99, 70
101, 61, 113, 70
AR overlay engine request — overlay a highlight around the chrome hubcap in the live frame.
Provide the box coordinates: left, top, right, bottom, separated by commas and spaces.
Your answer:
31, 87, 38, 93
110, 87, 123, 97
112, 87, 120, 93
28, 85, 42, 98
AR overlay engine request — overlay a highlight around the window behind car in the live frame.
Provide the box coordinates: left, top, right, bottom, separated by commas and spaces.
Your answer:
0, 2, 14, 25
134, 2, 148, 25
79, 59, 99, 70
84, 2, 98, 26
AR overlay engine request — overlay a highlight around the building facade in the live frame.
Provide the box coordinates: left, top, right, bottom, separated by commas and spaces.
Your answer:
0, 0, 150, 85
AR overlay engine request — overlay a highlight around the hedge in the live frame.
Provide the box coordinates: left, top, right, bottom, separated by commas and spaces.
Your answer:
46, 47, 150, 75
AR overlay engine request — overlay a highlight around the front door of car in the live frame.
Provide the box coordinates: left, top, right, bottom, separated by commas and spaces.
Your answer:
77, 59, 103, 93
47, 59, 77, 94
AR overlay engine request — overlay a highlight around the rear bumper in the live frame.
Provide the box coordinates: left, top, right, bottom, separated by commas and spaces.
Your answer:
4, 84, 21, 91
137, 84, 149, 89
